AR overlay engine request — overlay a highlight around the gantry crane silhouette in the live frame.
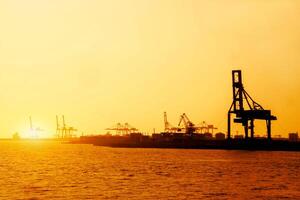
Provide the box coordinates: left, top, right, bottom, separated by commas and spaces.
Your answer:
197, 121, 217, 134
163, 112, 181, 133
178, 113, 196, 135
106, 123, 138, 135
56, 115, 77, 139
228, 70, 277, 140
29, 116, 43, 138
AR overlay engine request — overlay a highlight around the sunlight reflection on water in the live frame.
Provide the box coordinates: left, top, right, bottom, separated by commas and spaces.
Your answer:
0, 141, 300, 199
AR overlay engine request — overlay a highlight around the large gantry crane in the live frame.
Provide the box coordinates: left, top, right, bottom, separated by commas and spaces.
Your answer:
228, 70, 277, 140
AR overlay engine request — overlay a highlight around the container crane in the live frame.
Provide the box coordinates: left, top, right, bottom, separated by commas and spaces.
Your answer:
106, 122, 138, 135
62, 115, 66, 138
197, 121, 218, 134
29, 116, 43, 138
228, 70, 277, 140
56, 115, 77, 139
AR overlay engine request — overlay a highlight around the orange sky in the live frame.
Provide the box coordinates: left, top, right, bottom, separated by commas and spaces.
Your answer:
0, 0, 299, 138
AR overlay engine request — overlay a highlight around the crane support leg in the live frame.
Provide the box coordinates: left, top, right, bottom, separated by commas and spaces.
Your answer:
267, 120, 271, 141
244, 121, 249, 139
227, 113, 231, 140
250, 119, 254, 139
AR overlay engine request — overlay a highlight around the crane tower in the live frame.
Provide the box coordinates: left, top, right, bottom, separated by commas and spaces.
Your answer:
228, 70, 277, 140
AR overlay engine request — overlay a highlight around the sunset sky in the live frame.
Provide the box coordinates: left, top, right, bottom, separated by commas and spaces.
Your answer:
0, 0, 299, 138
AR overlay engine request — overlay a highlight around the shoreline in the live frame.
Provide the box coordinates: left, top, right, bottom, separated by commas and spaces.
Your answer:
71, 134, 300, 152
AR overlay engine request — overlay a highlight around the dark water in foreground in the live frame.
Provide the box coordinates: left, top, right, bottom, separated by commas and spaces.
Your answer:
0, 141, 300, 200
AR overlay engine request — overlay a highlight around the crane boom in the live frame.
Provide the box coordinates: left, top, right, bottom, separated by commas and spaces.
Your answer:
178, 113, 196, 135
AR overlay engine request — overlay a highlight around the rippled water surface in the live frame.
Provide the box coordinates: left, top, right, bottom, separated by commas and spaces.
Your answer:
0, 141, 300, 199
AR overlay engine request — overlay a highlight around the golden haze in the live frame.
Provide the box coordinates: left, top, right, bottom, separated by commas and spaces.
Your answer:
0, 0, 299, 138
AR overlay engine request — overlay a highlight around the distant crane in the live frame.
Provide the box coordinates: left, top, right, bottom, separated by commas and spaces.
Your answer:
207, 125, 218, 134
106, 123, 138, 135
29, 116, 43, 138
66, 127, 78, 138
29, 116, 33, 132
62, 115, 66, 138
228, 70, 277, 140
164, 112, 181, 132
178, 113, 196, 135
197, 121, 217, 134
56, 115, 77, 139
56, 115, 62, 138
